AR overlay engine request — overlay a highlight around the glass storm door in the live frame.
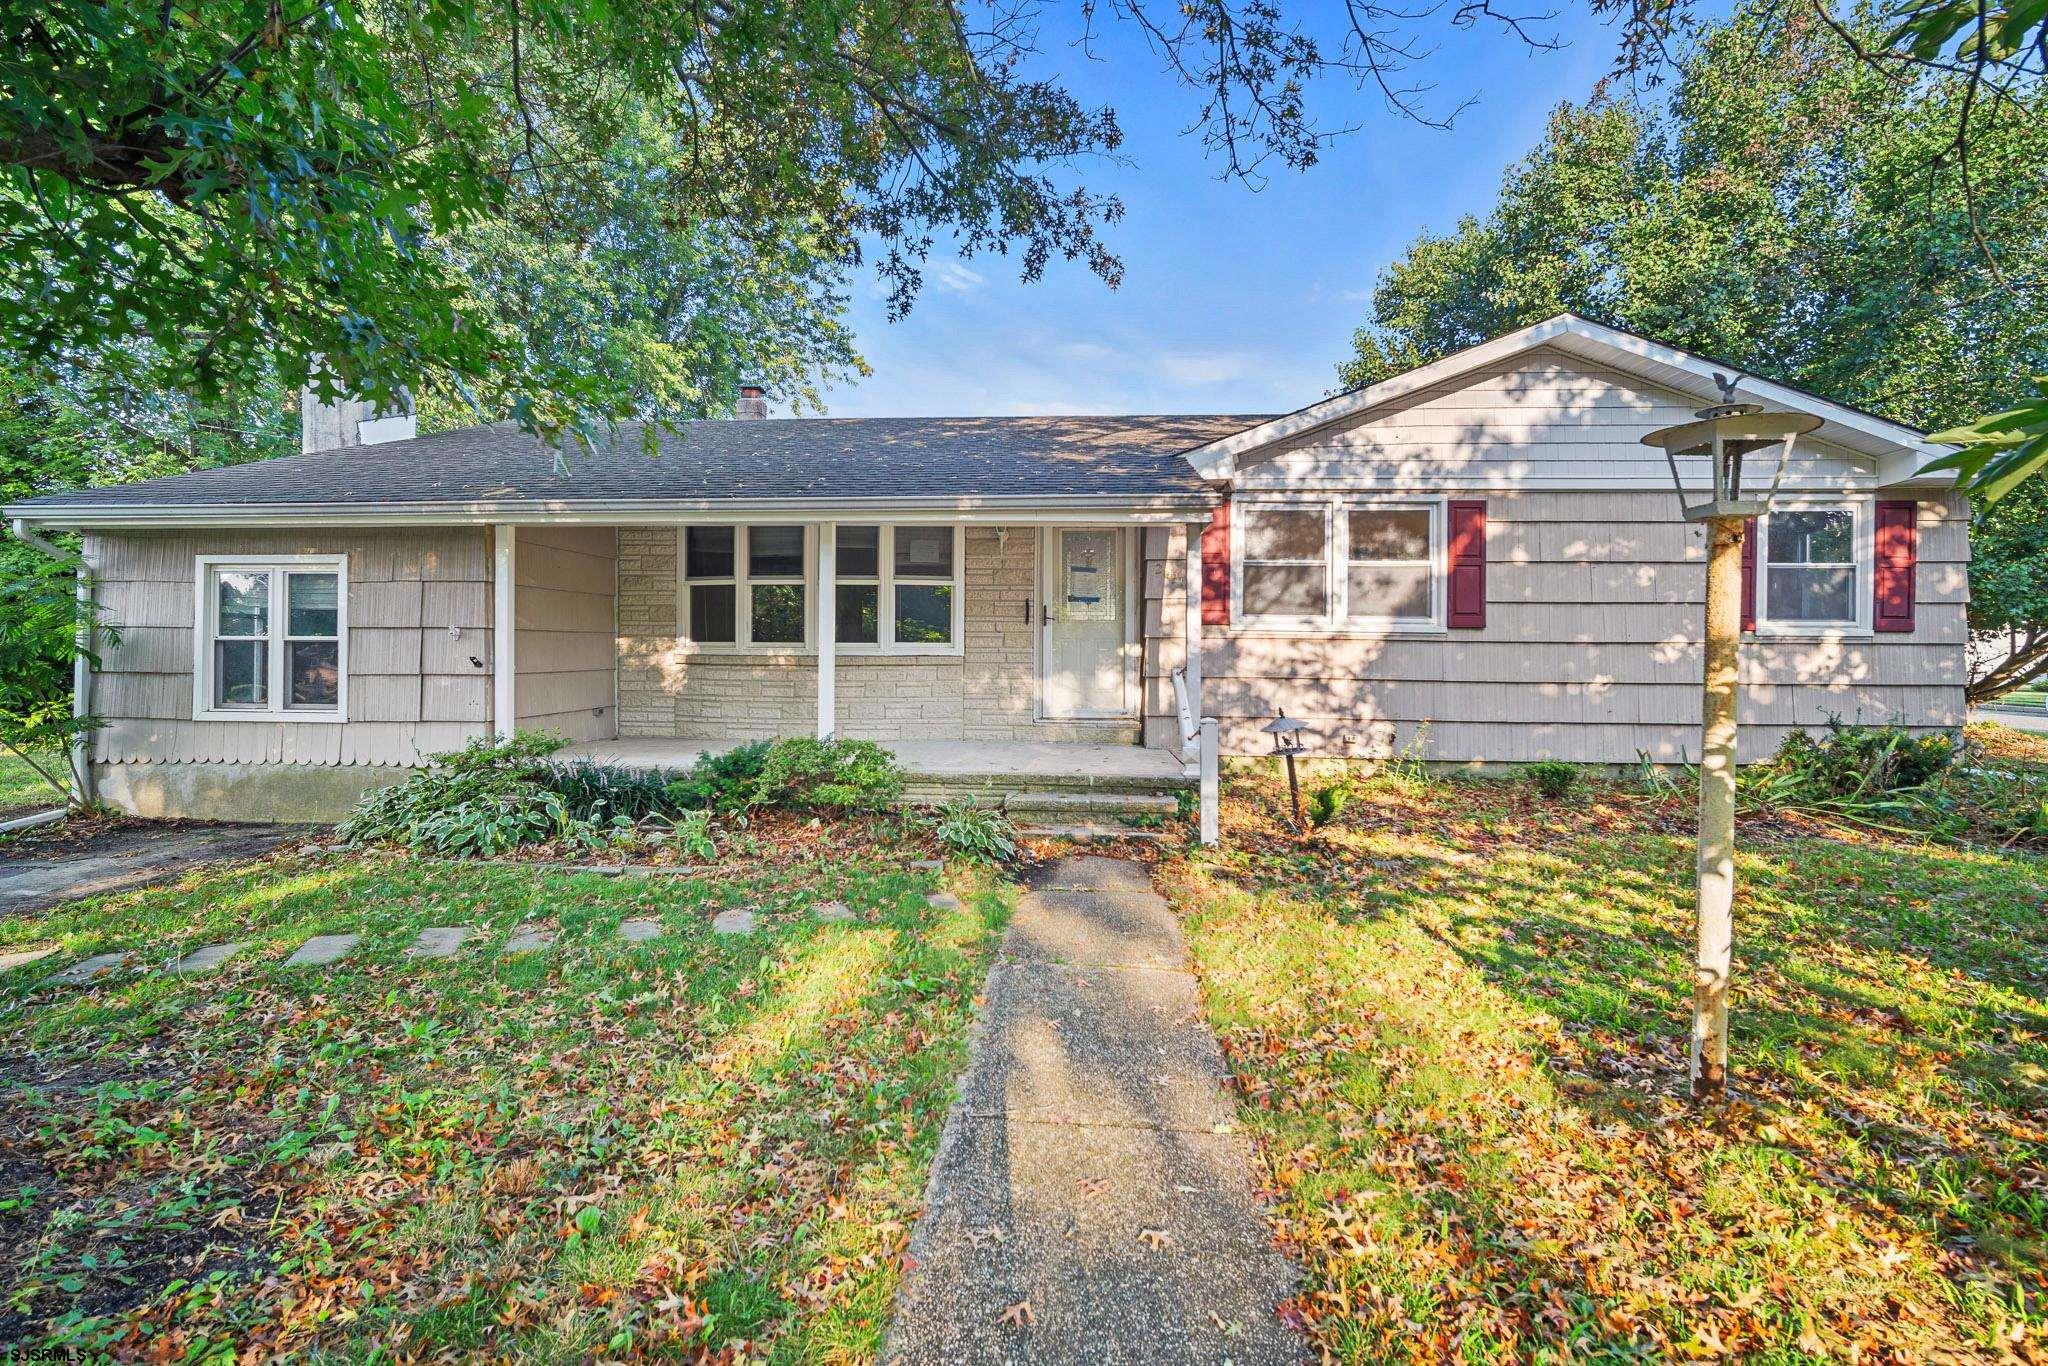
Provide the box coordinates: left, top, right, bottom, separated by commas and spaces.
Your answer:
1041, 529, 1128, 718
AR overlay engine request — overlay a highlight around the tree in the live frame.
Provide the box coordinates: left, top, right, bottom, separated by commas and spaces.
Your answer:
1338, 0, 2048, 699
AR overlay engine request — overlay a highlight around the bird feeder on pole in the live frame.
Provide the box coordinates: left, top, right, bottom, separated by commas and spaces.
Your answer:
1261, 711, 1308, 832
1641, 376, 1821, 1101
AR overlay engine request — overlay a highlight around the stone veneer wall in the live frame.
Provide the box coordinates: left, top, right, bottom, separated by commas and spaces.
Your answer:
615, 525, 1141, 743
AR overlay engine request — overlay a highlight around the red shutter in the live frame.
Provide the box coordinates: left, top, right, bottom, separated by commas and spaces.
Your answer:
1446, 500, 1487, 629
1874, 499, 1918, 633
1200, 497, 1231, 626
1740, 517, 1758, 633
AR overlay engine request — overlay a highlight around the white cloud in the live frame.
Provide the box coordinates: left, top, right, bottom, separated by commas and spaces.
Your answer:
929, 260, 987, 295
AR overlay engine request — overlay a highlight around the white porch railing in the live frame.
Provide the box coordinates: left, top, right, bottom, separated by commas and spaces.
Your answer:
1170, 665, 1220, 845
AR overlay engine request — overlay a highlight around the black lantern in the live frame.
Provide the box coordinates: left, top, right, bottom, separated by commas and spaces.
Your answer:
1261, 711, 1308, 830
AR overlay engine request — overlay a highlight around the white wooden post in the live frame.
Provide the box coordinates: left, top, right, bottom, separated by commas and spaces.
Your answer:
70, 546, 95, 807
1198, 717, 1220, 846
816, 522, 836, 740
493, 524, 516, 740
1183, 522, 1203, 725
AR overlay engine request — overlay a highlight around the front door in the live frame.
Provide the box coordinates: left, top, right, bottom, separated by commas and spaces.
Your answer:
1041, 528, 1129, 719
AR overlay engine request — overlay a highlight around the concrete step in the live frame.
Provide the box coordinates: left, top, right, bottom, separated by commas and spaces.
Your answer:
1001, 790, 1180, 817
1013, 823, 1172, 844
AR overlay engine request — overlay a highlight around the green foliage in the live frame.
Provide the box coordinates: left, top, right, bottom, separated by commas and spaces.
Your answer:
0, 548, 109, 769
1306, 779, 1354, 827
1959, 481, 2048, 700
927, 801, 1019, 862
662, 808, 719, 862
542, 762, 678, 824
339, 732, 586, 856
748, 738, 904, 812
1337, 1, 2047, 443
664, 742, 775, 813
1, 0, 1127, 432
1929, 388, 2048, 506
1525, 761, 1581, 800
1765, 723, 1956, 801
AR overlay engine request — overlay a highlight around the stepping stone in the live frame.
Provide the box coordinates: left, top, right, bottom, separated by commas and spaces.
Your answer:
505, 925, 553, 953
286, 933, 359, 967
711, 908, 756, 936
169, 941, 246, 975
49, 951, 136, 986
0, 946, 59, 974
926, 892, 964, 912
812, 901, 856, 922
406, 927, 468, 959
618, 917, 663, 943
910, 859, 944, 874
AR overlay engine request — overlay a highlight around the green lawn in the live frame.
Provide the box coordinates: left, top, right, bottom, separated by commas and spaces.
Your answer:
0, 836, 1010, 1358
1164, 768, 2048, 1361
0, 747, 65, 818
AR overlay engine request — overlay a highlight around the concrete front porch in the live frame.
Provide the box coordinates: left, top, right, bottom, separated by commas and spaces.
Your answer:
556, 736, 1190, 816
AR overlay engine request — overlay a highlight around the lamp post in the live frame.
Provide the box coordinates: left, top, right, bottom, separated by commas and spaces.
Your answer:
1262, 711, 1308, 831
1642, 376, 1821, 1101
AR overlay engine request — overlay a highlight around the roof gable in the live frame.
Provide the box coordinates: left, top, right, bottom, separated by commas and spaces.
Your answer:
1186, 314, 1949, 489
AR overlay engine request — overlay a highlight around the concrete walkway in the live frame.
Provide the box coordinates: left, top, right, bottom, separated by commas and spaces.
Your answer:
0, 823, 302, 917
886, 855, 1303, 1364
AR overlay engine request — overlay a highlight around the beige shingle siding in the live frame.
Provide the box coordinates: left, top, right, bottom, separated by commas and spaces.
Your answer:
1187, 353, 1967, 764
512, 525, 616, 743
87, 527, 494, 767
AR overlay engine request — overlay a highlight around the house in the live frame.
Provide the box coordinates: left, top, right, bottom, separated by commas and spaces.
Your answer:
4, 315, 1965, 824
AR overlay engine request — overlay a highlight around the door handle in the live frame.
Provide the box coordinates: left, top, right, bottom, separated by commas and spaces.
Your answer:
1041, 602, 1053, 625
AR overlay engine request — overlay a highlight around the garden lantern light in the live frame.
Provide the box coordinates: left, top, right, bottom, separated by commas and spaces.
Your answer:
1641, 374, 1821, 1101
1262, 711, 1308, 831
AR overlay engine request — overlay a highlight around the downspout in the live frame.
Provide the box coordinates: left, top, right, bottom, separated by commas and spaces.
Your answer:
11, 518, 94, 808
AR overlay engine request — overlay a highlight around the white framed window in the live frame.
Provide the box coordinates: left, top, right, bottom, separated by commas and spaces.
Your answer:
1758, 501, 1869, 634
680, 525, 813, 649
1344, 503, 1440, 627
676, 524, 963, 654
193, 555, 347, 722
831, 525, 962, 653
1236, 503, 1331, 626
1234, 498, 1445, 630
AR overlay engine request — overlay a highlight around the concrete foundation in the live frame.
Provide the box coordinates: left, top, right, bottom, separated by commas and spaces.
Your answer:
93, 762, 406, 824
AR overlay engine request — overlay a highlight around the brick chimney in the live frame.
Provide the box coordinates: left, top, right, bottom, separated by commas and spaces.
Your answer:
735, 384, 768, 420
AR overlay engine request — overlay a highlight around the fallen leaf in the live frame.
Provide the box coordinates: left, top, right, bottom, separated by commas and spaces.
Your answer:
998, 1298, 1035, 1327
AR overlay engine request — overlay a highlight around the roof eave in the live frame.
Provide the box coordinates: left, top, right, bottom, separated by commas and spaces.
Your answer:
4, 490, 1224, 530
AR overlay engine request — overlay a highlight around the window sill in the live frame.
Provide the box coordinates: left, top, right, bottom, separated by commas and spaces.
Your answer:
673, 645, 965, 660
193, 709, 347, 724
1223, 621, 1449, 639
1749, 625, 1875, 641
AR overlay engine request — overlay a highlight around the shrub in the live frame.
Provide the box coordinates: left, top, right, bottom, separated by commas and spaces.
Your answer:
1525, 761, 1579, 800
664, 741, 773, 812
929, 800, 1017, 862
662, 808, 718, 861
749, 737, 904, 811
1769, 722, 1955, 800
338, 732, 586, 855
1306, 779, 1353, 828
544, 761, 678, 823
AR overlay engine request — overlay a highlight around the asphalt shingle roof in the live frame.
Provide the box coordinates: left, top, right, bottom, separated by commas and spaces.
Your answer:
15, 415, 1262, 511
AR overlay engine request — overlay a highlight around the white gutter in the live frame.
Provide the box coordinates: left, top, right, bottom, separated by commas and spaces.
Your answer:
0, 494, 1223, 531
11, 517, 93, 808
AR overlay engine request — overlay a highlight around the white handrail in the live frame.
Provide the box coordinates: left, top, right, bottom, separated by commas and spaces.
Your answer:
1170, 665, 1220, 845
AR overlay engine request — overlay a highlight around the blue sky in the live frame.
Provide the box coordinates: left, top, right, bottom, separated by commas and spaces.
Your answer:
815, 3, 1631, 418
